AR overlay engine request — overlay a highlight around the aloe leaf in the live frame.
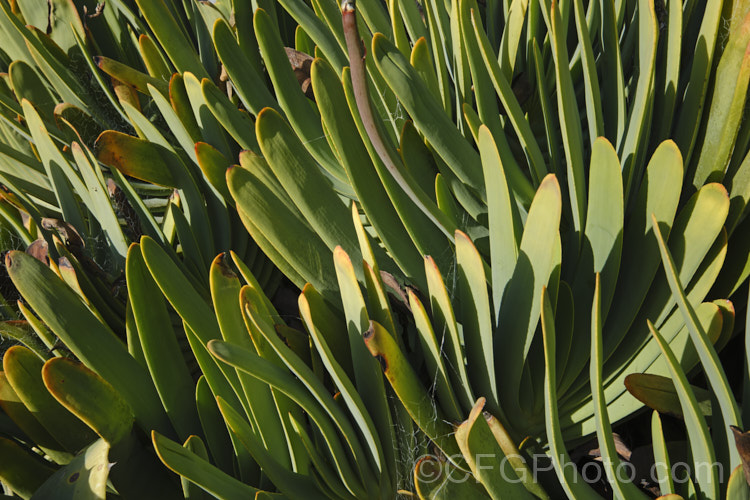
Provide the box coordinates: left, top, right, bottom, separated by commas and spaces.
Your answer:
340, 66, 453, 265
0, 436, 56, 498
619, 0, 658, 202
215, 397, 326, 499
408, 289, 463, 422
572, 0, 604, 145
727, 464, 750, 499
477, 125, 522, 314
422, 255, 476, 412
455, 398, 533, 499
195, 142, 231, 201
649, 321, 719, 499
673, 2, 724, 165
300, 291, 391, 480
126, 244, 200, 441
496, 174, 561, 416
32, 439, 112, 500
540, 287, 600, 499
3, 346, 97, 453
200, 78, 259, 152
371, 33, 484, 197
209, 255, 291, 470
591, 275, 650, 499
653, 213, 742, 467
5, 251, 170, 434
22, 100, 86, 232
8, 60, 56, 122
95, 130, 177, 188
470, 9, 547, 186
565, 138, 624, 384
362, 320, 463, 463
600, 141, 682, 363
138, 33, 173, 80
275, 0, 347, 71
134, 0, 207, 78
596, 0, 626, 144
152, 431, 260, 499
651, 411, 674, 495
208, 340, 368, 498
625, 374, 712, 419
0, 372, 70, 464
227, 164, 339, 301
287, 413, 357, 500
212, 18, 278, 116
692, 9, 750, 188
549, 2, 585, 234
42, 357, 133, 445
256, 108, 361, 260
94, 56, 169, 96
194, 376, 234, 475
651, 0, 682, 143
312, 58, 423, 281
455, 230, 500, 411
413, 455, 486, 499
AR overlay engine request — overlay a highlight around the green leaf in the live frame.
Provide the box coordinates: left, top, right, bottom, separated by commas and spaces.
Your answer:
625, 374, 712, 419
540, 288, 600, 500
549, 2, 585, 234
478, 126, 521, 314
653, 212, 742, 467
134, 0, 208, 79
311, 58, 422, 281
590, 275, 650, 499
126, 244, 200, 442
371, 33, 485, 197
3, 346, 97, 453
619, 0, 658, 202
94, 56, 169, 96
208, 339, 368, 498
152, 431, 260, 499
651, 411, 674, 495
496, 175, 561, 418
692, 9, 750, 188
227, 164, 339, 302
454, 398, 533, 499
649, 321, 719, 498
0, 372, 70, 463
42, 357, 133, 445
362, 320, 463, 464
95, 131, 177, 188
0, 437, 55, 498
32, 439, 112, 500
455, 231, 496, 413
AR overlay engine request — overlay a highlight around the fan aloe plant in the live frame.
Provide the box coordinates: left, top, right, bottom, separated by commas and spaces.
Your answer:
0, 0, 749, 498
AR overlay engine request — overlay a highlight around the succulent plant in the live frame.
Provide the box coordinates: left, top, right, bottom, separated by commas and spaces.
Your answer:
0, 0, 749, 498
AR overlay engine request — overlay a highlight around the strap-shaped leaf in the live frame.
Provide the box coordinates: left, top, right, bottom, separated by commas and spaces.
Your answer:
208, 340, 368, 498
653, 213, 742, 467
540, 287, 600, 499
42, 357, 133, 445
371, 33, 485, 197
362, 320, 463, 464
590, 275, 649, 499
455, 398, 533, 499
0, 437, 55, 498
152, 431, 260, 499
651, 411, 674, 495
649, 321, 719, 498
216, 397, 326, 500
5, 251, 170, 436
126, 244, 200, 442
